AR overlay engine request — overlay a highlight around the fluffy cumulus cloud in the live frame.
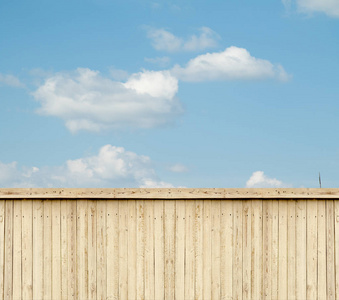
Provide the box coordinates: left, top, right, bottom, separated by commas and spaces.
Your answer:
0, 73, 24, 88
33, 68, 182, 133
146, 27, 219, 52
283, 0, 339, 17
246, 171, 285, 188
172, 46, 290, 82
0, 145, 173, 188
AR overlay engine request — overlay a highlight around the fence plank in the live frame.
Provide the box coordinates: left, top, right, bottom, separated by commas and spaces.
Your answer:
296, 200, 306, 300
335, 200, 339, 300
220, 200, 232, 300
0, 200, 4, 300
211, 200, 220, 300
154, 200, 164, 299
175, 200, 185, 300
88, 200, 97, 299
271, 200, 279, 300
60, 200, 68, 300
4, 200, 13, 300
136, 200, 145, 300
33, 200, 44, 299
44, 200, 52, 299
97, 200, 107, 300
252, 200, 263, 300
307, 199, 318, 300
67, 200, 77, 300
52, 200, 61, 300
77, 200, 88, 300
107, 200, 119, 300
326, 200, 335, 299
287, 200, 296, 300
233, 200, 242, 300
185, 200, 195, 299
263, 200, 272, 300
145, 200, 155, 300
317, 200, 326, 300
203, 200, 211, 300
13, 200, 22, 300
119, 200, 128, 299
195, 200, 203, 300
128, 200, 136, 299
278, 200, 287, 300
22, 200, 33, 300
242, 200, 252, 300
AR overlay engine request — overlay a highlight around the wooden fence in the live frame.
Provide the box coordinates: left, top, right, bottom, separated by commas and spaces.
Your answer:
1, 188, 339, 299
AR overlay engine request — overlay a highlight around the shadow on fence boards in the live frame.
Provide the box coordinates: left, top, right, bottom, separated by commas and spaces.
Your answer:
0, 188, 339, 299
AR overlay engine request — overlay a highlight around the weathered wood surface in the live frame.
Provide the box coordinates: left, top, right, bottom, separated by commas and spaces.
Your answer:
0, 195, 339, 299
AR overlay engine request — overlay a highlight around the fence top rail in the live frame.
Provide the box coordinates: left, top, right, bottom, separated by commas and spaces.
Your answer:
0, 188, 339, 199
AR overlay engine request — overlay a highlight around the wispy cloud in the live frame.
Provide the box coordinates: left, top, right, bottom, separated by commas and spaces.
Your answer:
169, 163, 188, 173
0, 145, 173, 188
283, 0, 339, 17
0, 73, 25, 88
146, 27, 220, 52
246, 171, 286, 188
33, 68, 183, 133
144, 56, 171, 67
172, 46, 290, 82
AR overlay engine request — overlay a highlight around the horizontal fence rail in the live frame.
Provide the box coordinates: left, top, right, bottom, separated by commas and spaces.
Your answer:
0, 189, 339, 299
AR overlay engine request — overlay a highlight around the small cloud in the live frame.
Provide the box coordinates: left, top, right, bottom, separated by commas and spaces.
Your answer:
283, 0, 339, 17
144, 56, 171, 67
171, 46, 290, 82
109, 67, 129, 81
146, 27, 219, 52
169, 163, 188, 173
246, 171, 286, 188
0, 73, 25, 88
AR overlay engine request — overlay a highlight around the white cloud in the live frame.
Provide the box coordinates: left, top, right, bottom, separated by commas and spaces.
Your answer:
246, 171, 285, 188
146, 27, 219, 52
172, 46, 290, 82
33, 68, 182, 133
0, 73, 24, 88
0, 145, 173, 188
283, 0, 339, 17
169, 163, 188, 173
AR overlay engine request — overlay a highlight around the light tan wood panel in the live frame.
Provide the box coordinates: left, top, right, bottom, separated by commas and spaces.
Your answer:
326, 200, 335, 299
263, 200, 272, 300
97, 200, 107, 300
185, 200, 195, 300
271, 201, 279, 300
203, 200, 211, 300
145, 200, 155, 300
4, 200, 13, 300
52, 200, 61, 300
195, 200, 203, 300
67, 200, 77, 300
44, 200, 52, 299
136, 200, 145, 300
335, 200, 339, 300
154, 200, 164, 299
118, 200, 128, 300
287, 200, 296, 300
317, 200, 326, 300
13, 200, 22, 300
296, 200, 306, 300
242, 200, 252, 300
60, 200, 68, 300
233, 200, 242, 300
211, 200, 220, 300
165, 200, 175, 300
0, 200, 5, 300
88, 200, 97, 299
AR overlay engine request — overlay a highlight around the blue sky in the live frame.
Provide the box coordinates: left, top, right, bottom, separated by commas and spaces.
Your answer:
1, 0, 339, 188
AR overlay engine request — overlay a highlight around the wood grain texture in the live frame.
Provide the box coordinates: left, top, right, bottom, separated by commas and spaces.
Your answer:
154, 200, 164, 299
242, 200, 252, 300
13, 200, 22, 300
0, 200, 5, 300
296, 200, 306, 300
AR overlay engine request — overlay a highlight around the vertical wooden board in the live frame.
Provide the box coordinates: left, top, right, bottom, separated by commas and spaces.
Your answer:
0, 200, 4, 300
287, 200, 296, 300
233, 200, 242, 300
145, 200, 155, 300
295, 200, 306, 300
251, 200, 263, 300
165, 200, 176, 300
278, 200, 287, 300
119, 200, 128, 300
13, 200, 22, 300
88, 200, 97, 299
220, 200, 232, 300
107, 200, 119, 300
211, 200, 220, 300
195, 200, 203, 300
326, 200, 335, 299
335, 200, 339, 300
317, 200, 326, 300
77, 200, 88, 300
127, 200, 136, 300
22, 200, 33, 300
242, 200, 252, 300
154, 200, 164, 299
185, 200, 195, 300
136, 200, 145, 300
33, 200, 44, 299
67, 200, 77, 300
97, 200, 107, 300
44, 200, 52, 299
203, 200, 211, 300
60, 200, 68, 300
52, 200, 61, 300
262, 200, 272, 300
271, 201, 279, 300
4, 200, 13, 299
306, 199, 318, 300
